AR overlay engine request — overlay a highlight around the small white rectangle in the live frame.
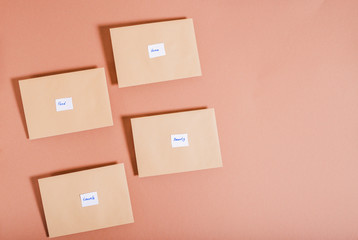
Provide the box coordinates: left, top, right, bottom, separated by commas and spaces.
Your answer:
171, 134, 189, 148
148, 43, 166, 58
55, 97, 73, 112
80, 192, 99, 207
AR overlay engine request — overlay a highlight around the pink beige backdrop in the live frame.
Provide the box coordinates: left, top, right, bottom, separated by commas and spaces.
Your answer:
1, 0, 358, 239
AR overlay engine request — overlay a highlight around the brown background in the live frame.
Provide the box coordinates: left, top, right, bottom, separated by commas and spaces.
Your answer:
1, 0, 358, 239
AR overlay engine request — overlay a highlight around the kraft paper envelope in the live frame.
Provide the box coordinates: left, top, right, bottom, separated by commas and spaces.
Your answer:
38, 164, 134, 238
131, 109, 222, 177
110, 18, 202, 88
19, 68, 113, 139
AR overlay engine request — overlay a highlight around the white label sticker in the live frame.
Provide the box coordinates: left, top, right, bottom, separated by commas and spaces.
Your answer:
148, 43, 166, 58
171, 134, 189, 148
80, 192, 99, 207
55, 97, 73, 112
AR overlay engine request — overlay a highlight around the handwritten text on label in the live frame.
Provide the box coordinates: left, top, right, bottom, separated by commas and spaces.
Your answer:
80, 192, 99, 207
55, 97, 73, 112
171, 134, 189, 148
148, 43, 166, 58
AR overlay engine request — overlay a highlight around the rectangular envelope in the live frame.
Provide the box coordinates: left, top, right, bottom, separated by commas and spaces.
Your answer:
19, 68, 113, 139
38, 164, 134, 238
110, 18, 202, 88
131, 109, 222, 177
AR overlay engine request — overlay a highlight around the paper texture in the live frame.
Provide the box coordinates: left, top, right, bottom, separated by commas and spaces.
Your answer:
110, 18, 202, 88
38, 164, 134, 238
19, 68, 113, 139
131, 109, 222, 177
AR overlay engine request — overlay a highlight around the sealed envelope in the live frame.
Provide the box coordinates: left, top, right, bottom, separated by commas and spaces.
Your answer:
19, 68, 113, 139
38, 164, 134, 238
131, 109, 222, 177
110, 18, 202, 88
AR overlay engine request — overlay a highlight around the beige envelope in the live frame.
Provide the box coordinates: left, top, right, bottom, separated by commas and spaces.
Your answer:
19, 68, 113, 139
110, 18, 202, 88
131, 109, 222, 177
38, 163, 134, 238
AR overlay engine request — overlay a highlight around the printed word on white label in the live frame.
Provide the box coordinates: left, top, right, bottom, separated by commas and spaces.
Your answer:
171, 133, 189, 148
55, 97, 73, 112
148, 43, 166, 58
80, 192, 99, 207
